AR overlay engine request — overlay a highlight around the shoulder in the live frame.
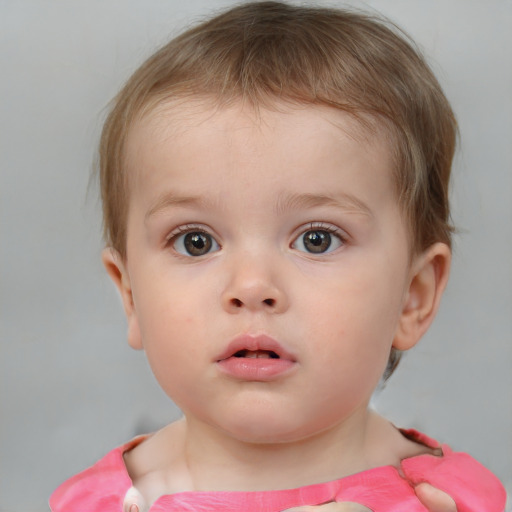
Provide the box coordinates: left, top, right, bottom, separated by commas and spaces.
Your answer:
49, 436, 146, 512
336, 429, 506, 512
401, 441, 507, 512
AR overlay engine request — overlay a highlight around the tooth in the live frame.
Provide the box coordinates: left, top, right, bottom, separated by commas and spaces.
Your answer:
244, 350, 271, 359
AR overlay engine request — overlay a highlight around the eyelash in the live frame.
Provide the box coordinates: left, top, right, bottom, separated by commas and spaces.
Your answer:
165, 224, 220, 253
166, 224, 209, 243
302, 222, 346, 240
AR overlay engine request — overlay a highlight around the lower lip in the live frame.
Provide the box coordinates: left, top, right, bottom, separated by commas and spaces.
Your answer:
217, 357, 296, 381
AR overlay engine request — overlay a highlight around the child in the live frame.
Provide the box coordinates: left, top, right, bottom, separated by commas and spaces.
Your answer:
50, 2, 506, 511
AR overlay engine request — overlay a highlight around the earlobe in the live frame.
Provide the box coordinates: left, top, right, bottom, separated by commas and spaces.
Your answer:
393, 243, 451, 351
101, 248, 143, 350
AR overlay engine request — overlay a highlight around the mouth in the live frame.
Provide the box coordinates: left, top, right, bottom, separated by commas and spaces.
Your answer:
233, 349, 280, 359
216, 334, 297, 380
216, 334, 296, 363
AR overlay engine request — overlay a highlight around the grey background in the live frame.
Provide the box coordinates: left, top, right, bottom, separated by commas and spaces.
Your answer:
1, 1, 511, 511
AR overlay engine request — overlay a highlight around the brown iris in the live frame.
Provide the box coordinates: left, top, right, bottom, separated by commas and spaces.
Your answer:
302, 230, 332, 253
184, 232, 213, 256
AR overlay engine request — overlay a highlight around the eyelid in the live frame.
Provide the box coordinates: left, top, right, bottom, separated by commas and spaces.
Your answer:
295, 222, 348, 241
166, 223, 216, 241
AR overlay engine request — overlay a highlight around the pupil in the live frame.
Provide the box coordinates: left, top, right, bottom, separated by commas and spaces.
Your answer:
309, 232, 323, 246
184, 232, 211, 256
304, 230, 331, 253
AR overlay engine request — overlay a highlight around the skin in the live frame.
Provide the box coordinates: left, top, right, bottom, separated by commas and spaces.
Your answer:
104, 100, 452, 510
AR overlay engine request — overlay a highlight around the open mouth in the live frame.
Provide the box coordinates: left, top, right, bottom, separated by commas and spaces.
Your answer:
216, 335, 296, 380
233, 349, 280, 359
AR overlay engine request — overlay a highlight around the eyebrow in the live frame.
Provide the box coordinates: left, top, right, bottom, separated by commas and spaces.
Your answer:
275, 192, 373, 218
145, 190, 373, 220
145, 193, 210, 221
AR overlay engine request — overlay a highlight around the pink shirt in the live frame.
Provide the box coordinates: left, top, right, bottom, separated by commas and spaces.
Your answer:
50, 430, 506, 512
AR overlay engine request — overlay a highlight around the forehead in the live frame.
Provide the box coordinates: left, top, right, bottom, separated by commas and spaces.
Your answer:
124, 97, 395, 184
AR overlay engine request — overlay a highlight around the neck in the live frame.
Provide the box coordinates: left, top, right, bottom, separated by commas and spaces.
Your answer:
180, 407, 380, 492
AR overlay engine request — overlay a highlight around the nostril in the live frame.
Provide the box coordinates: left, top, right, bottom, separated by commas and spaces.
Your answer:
227, 297, 276, 309
231, 298, 243, 308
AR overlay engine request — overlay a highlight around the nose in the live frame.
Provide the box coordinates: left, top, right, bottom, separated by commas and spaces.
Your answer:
221, 255, 289, 314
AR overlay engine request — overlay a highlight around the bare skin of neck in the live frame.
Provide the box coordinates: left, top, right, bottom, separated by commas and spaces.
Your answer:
123, 409, 437, 507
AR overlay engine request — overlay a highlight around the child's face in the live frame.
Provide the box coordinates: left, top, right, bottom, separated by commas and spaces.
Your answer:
111, 100, 419, 443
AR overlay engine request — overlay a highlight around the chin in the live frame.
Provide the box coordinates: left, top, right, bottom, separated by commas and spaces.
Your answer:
218, 414, 324, 445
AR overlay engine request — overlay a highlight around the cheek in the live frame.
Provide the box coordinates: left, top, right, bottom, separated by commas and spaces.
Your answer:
135, 293, 202, 380
141, 320, 204, 407
135, 268, 205, 333
301, 268, 404, 366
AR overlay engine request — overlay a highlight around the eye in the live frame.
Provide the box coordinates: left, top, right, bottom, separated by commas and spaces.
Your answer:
292, 227, 344, 254
172, 230, 220, 257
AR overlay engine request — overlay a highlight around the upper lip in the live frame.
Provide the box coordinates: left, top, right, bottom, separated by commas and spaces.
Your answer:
216, 334, 297, 362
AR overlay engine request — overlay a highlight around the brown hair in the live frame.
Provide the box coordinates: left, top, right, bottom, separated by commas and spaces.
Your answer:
99, 1, 457, 376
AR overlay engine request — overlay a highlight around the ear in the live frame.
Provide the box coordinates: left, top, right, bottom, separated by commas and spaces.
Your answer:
393, 242, 451, 351
101, 248, 143, 350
